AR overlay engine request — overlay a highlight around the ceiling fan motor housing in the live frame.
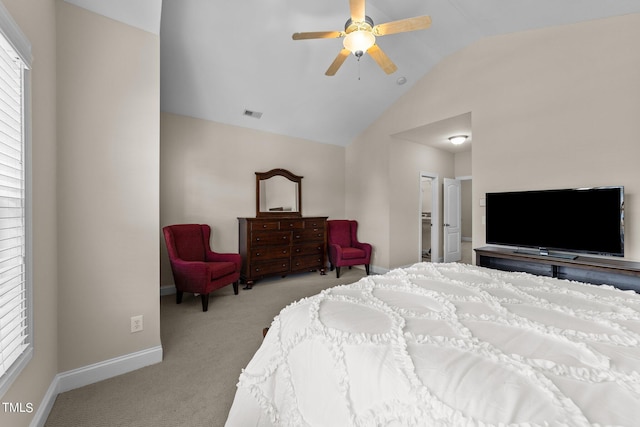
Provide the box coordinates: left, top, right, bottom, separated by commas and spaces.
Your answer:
344, 15, 374, 32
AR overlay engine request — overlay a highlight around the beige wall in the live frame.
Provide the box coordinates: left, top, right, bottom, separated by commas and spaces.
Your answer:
455, 150, 472, 177
56, 2, 160, 372
345, 123, 391, 269
348, 13, 640, 267
0, 1, 58, 426
160, 112, 346, 286
469, 15, 640, 258
389, 140, 454, 267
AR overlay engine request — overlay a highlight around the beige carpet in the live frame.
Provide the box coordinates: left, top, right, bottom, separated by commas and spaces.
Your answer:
44, 268, 366, 427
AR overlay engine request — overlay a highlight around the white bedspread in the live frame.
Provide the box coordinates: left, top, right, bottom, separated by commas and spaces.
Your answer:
226, 262, 640, 426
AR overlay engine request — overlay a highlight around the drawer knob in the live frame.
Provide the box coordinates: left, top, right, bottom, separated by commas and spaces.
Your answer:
263, 224, 267, 228
283, 250, 287, 254
256, 237, 260, 241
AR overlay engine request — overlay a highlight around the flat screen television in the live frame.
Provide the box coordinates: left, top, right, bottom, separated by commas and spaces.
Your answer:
485, 186, 624, 258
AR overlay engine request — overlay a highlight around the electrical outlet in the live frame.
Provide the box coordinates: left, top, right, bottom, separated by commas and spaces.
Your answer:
130, 315, 143, 333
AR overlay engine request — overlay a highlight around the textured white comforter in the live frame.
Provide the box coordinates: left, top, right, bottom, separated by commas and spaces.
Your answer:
226, 262, 640, 426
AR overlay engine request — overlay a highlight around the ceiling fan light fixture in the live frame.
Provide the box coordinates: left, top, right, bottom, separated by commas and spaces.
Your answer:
343, 30, 375, 56
449, 135, 468, 145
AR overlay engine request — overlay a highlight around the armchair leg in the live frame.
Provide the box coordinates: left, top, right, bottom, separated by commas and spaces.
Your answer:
176, 290, 184, 305
336, 267, 341, 278
365, 264, 370, 275
233, 281, 239, 295
201, 293, 209, 312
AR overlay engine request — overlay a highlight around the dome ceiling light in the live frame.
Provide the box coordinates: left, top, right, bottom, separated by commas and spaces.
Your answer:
448, 135, 468, 145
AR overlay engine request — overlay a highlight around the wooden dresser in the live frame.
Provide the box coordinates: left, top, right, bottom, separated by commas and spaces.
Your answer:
238, 216, 327, 288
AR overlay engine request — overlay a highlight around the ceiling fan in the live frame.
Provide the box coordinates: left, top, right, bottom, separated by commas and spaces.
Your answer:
292, 0, 432, 76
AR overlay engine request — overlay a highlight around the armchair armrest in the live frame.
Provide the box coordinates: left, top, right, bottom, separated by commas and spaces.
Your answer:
328, 243, 344, 259
206, 251, 242, 271
170, 259, 210, 292
352, 241, 372, 258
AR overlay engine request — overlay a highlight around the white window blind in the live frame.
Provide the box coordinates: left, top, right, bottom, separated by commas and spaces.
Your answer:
0, 19, 29, 395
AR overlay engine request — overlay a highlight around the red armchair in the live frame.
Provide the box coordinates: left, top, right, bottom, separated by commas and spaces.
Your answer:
327, 220, 372, 278
163, 224, 241, 312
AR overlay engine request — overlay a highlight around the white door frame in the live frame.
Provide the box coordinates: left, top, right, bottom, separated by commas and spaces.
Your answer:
419, 172, 439, 263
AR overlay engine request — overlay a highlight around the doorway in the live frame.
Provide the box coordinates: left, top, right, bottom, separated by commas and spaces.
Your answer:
420, 175, 472, 264
419, 173, 439, 262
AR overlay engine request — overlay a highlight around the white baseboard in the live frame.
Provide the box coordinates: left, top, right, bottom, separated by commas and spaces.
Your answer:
30, 345, 163, 427
369, 264, 389, 275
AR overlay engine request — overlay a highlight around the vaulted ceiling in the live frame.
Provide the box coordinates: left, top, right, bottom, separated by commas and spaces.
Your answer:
65, 1, 640, 148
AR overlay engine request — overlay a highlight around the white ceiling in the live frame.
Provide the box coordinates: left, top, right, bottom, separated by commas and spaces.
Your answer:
66, 1, 640, 149
392, 112, 472, 154
64, 0, 162, 35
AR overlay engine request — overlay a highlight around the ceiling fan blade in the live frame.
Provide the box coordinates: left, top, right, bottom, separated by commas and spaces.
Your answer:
292, 31, 343, 40
349, 0, 365, 22
373, 15, 432, 36
325, 49, 351, 76
367, 44, 397, 74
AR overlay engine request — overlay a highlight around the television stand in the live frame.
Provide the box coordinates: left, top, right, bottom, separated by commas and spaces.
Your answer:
514, 248, 577, 260
475, 246, 640, 293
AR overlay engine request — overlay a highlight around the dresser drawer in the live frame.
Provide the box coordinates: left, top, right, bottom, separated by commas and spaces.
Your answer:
251, 246, 290, 260
252, 259, 290, 276
251, 221, 279, 231
304, 219, 325, 229
252, 231, 291, 245
294, 228, 325, 242
292, 243, 323, 256
279, 219, 304, 230
291, 254, 323, 271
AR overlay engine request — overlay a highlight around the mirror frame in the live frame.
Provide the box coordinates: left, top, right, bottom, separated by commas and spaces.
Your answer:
256, 168, 303, 218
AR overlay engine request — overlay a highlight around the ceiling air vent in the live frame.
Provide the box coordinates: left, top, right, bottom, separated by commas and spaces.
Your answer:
243, 109, 263, 119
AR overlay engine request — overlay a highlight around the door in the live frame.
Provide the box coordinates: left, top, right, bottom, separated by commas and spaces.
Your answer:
443, 178, 461, 262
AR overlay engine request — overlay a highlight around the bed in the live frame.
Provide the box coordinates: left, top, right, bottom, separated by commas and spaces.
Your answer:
226, 262, 640, 426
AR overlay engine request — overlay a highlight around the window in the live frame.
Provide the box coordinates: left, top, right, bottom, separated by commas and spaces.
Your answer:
0, 1, 31, 398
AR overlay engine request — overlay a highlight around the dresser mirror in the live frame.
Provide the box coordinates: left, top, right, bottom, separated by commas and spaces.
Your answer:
256, 169, 302, 217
